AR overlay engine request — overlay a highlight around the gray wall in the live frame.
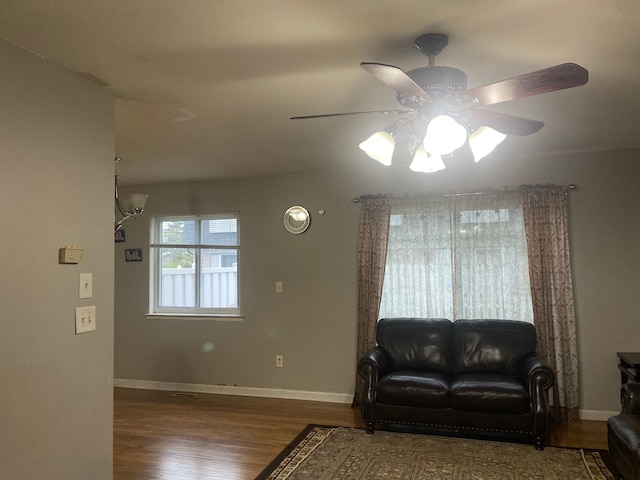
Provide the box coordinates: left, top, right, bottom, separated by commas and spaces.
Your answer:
0, 40, 115, 479
115, 147, 640, 415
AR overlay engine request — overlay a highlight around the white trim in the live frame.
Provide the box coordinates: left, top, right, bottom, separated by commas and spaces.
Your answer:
145, 313, 244, 321
579, 409, 618, 421
113, 379, 618, 419
113, 379, 353, 404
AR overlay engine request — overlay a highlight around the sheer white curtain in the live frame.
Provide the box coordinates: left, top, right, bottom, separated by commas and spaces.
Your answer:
378, 191, 534, 321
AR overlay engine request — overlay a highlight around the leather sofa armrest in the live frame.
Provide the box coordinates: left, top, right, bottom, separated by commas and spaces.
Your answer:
621, 382, 640, 414
357, 346, 392, 427
521, 353, 555, 409
522, 353, 555, 388
521, 353, 554, 445
358, 346, 392, 382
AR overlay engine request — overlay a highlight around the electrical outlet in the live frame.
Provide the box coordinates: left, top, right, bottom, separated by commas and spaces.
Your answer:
276, 355, 284, 367
275, 281, 283, 293
75, 306, 96, 334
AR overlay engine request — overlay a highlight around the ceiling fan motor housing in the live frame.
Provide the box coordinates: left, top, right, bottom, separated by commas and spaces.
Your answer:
396, 66, 468, 107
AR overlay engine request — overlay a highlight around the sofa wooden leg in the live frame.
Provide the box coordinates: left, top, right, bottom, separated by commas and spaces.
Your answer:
365, 422, 374, 434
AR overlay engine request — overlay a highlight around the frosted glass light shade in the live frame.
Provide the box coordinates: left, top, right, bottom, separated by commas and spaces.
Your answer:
423, 115, 468, 155
123, 193, 149, 213
409, 147, 446, 173
359, 131, 395, 166
468, 126, 507, 162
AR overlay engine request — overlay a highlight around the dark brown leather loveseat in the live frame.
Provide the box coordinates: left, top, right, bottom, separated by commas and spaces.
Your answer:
358, 318, 555, 449
608, 382, 640, 480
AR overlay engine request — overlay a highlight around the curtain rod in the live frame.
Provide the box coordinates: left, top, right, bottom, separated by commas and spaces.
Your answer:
352, 184, 576, 203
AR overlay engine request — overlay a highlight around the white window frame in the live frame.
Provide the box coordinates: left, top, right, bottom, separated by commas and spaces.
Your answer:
148, 213, 242, 319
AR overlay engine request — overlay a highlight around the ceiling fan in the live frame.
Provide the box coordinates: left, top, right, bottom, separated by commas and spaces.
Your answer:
291, 33, 588, 171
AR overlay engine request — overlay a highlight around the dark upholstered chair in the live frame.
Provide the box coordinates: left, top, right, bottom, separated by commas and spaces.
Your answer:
608, 382, 640, 480
358, 318, 555, 449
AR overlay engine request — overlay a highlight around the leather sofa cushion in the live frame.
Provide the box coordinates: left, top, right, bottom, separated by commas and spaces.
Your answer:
453, 319, 536, 376
376, 371, 451, 408
608, 414, 640, 454
450, 373, 530, 413
377, 318, 453, 373
608, 414, 640, 480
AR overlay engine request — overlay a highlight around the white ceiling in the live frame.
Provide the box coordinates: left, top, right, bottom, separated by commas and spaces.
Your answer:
2, 0, 640, 185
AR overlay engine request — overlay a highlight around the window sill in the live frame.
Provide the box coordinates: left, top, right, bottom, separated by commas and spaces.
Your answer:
145, 313, 244, 322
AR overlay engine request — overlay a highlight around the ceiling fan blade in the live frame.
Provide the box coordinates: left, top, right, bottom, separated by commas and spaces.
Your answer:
360, 62, 432, 103
455, 63, 588, 107
290, 109, 411, 120
467, 109, 544, 136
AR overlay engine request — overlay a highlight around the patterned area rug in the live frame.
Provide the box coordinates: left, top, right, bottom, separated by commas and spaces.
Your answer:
256, 425, 616, 480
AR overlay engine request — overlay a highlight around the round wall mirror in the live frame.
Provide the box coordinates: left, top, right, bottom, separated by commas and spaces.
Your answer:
283, 206, 310, 234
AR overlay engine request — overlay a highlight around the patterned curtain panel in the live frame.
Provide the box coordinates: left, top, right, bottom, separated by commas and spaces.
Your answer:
522, 186, 579, 423
379, 191, 533, 321
353, 197, 391, 405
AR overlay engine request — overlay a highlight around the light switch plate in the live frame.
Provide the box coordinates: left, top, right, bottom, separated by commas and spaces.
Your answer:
75, 306, 96, 334
79, 273, 93, 299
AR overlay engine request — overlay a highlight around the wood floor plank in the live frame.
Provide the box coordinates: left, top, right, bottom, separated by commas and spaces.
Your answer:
113, 387, 609, 479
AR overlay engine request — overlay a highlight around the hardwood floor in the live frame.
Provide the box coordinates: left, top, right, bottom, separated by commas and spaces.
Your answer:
113, 387, 608, 479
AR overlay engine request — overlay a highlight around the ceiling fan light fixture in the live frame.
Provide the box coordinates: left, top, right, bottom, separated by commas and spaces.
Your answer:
294, 34, 588, 174
359, 130, 395, 166
409, 147, 446, 173
423, 115, 468, 156
469, 126, 507, 162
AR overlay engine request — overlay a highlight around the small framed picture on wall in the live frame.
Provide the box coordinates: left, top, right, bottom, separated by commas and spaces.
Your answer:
125, 248, 143, 262
115, 229, 126, 243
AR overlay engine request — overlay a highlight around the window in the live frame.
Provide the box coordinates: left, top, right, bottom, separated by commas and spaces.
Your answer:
150, 214, 240, 316
378, 193, 533, 322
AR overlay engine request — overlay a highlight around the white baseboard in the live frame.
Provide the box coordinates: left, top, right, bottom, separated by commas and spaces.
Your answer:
113, 379, 617, 420
113, 378, 354, 404
579, 409, 618, 422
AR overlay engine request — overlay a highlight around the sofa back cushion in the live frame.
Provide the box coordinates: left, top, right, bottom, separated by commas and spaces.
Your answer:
376, 318, 453, 373
452, 319, 537, 376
